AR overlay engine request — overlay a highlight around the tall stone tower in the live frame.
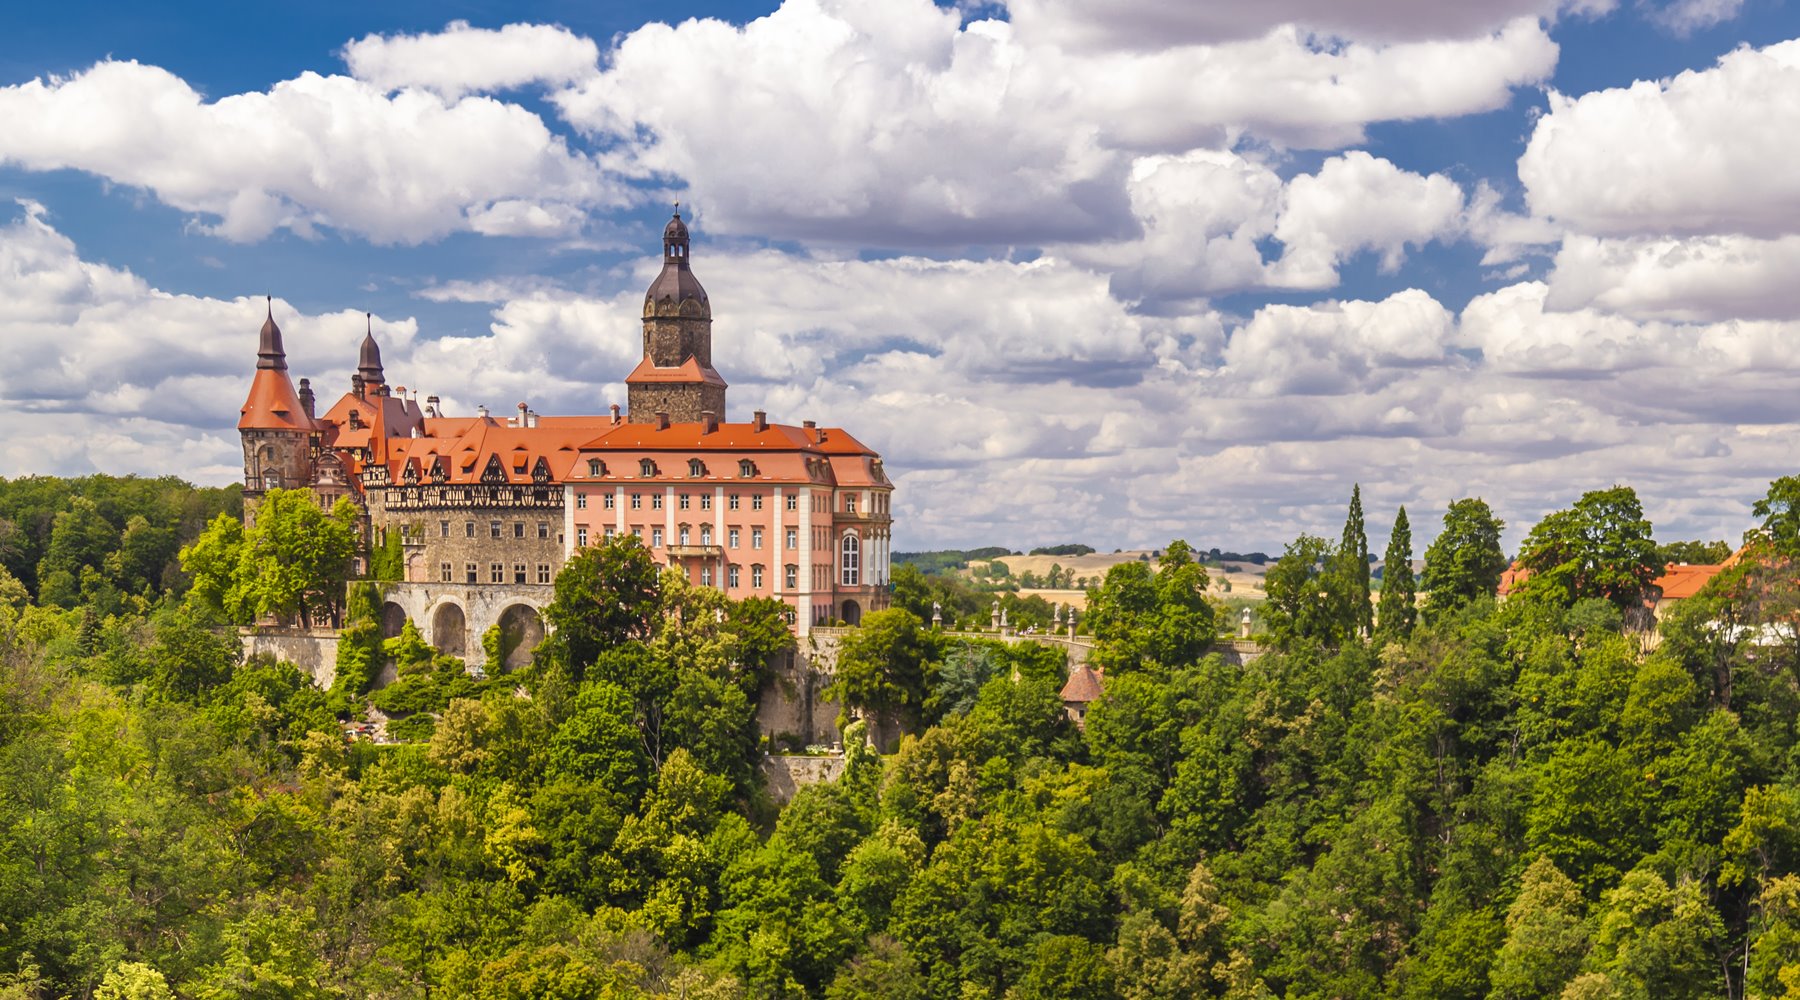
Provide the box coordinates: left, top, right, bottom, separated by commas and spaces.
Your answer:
626, 211, 727, 423
238, 300, 316, 522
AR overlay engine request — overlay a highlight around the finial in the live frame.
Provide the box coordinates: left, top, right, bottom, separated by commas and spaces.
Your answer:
366, 311, 371, 334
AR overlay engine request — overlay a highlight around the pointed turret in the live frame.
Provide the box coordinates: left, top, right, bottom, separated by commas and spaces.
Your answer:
257, 296, 287, 371
240, 299, 312, 431
358, 314, 386, 390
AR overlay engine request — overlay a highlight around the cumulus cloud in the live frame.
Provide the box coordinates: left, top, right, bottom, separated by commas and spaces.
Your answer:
1066, 150, 1473, 303
1520, 39, 1800, 239
342, 20, 600, 98
0, 61, 621, 243
10, 199, 1797, 553
1004, 0, 1606, 48
1546, 234, 1800, 322
555, 0, 1556, 245
1642, 0, 1745, 35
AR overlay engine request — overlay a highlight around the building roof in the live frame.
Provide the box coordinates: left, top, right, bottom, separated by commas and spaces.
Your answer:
1652, 562, 1727, 600
623, 356, 728, 388
1060, 664, 1105, 704
239, 367, 315, 431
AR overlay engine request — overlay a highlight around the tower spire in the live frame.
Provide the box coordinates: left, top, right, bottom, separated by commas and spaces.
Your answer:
256, 296, 287, 371
358, 313, 385, 388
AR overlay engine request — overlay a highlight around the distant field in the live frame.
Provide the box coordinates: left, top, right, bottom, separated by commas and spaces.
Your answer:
977, 551, 1271, 605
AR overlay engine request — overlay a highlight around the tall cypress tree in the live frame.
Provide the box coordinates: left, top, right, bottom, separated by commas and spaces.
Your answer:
1377, 505, 1416, 642
1339, 485, 1371, 636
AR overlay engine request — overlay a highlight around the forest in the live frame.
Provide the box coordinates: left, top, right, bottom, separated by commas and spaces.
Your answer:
5, 474, 1800, 999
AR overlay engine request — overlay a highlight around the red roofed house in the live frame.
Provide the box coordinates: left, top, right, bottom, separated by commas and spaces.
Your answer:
237, 212, 893, 655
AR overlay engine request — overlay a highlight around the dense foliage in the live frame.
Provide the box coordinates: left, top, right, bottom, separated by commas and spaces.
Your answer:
9, 477, 1800, 999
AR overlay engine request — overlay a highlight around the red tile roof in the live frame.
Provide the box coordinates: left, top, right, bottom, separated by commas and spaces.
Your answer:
1060, 665, 1105, 704
239, 369, 315, 431
1652, 563, 1727, 600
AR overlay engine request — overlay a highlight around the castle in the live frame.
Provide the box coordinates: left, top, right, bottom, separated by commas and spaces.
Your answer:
237, 212, 894, 661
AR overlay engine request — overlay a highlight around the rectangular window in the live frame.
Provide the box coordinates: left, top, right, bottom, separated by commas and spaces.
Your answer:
729, 494, 740, 510
785, 565, 798, 589
604, 526, 616, 539
728, 565, 740, 589
537, 564, 551, 584
576, 493, 587, 510
679, 525, 691, 545
679, 494, 691, 510
845, 494, 857, 513
604, 493, 615, 510
728, 527, 740, 548
652, 494, 664, 510
490, 563, 504, 583
577, 527, 588, 547
701, 566, 714, 587
630, 493, 642, 510
440, 562, 452, 582
490, 521, 502, 539
467, 563, 478, 583
537, 522, 549, 539
465, 521, 475, 538
786, 528, 798, 550
652, 527, 664, 547
514, 564, 527, 584
785, 495, 797, 511
700, 494, 712, 511
752, 495, 764, 511
439, 520, 450, 537
752, 527, 763, 550
752, 565, 764, 589
632, 526, 643, 538
513, 522, 525, 538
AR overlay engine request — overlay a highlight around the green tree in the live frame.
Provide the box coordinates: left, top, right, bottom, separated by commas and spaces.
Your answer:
1488, 857, 1586, 1000
1752, 475, 1800, 558
829, 608, 934, 731
229, 489, 360, 627
1262, 534, 1354, 646
1338, 485, 1372, 637
1515, 487, 1660, 614
1377, 505, 1417, 643
1421, 498, 1508, 617
542, 535, 662, 678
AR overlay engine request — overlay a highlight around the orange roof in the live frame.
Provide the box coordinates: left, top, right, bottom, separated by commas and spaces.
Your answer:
239, 368, 314, 431
623, 356, 728, 387
1652, 563, 1726, 600
1497, 561, 1528, 597
1059, 665, 1105, 704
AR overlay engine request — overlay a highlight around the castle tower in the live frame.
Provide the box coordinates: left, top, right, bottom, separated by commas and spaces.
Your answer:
238, 299, 316, 518
626, 211, 727, 423
357, 313, 385, 394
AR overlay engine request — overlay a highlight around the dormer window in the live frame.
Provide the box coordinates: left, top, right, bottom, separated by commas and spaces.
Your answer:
588, 458, 605, 477
688, 458, 706, 477
640, 459, 657, 477
738, 459, 756, 478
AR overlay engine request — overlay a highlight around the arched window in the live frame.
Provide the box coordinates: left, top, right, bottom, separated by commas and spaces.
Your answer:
679, 524, 691, 545
588, 458, 604, 477
841, 532, 861, 586
639, 458, 657, 477
688, 458, 706, 477
738, 459, 756, 478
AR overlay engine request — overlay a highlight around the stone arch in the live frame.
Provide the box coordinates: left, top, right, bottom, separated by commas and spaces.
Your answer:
379, 602, 407, 640
431, 601, 468, 658
841, 599, 862, 626
496, 603, 545, 672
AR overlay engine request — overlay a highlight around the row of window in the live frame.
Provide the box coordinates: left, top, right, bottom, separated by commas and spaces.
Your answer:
435, 520, 553, 540
576, 491, 798, 512
442, 562, 553, 585
585, 458, 761, 479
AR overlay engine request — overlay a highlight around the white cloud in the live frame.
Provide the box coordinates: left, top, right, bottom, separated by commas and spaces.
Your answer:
1642, 0, 1745, 35
1520, 39, 1800, 239
1004, 0, 1605, 48
0, 60, 621, 244
556, 0, 1556, 245
1546, 233, 1800, 322
342, 20, 600, 98
1066, 150, 1472, 302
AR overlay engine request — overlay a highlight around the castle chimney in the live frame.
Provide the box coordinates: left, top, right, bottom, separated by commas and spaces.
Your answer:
655, 410, 670, 430
701, 411, 718, 434
803, 419, 815, 433
425, 395, 440, 418
477, 405, 489, 419
352, 373, 365, 399
610, 403, 621, 426
516, 402, 529, 427
753, 409, 767, 432
297, 378, 315, 420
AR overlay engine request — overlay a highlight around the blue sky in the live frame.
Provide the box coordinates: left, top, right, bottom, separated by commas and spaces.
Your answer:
1, 0, 1798, 553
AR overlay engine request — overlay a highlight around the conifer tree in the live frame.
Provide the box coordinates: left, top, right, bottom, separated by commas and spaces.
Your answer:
1376, 506, 1416, 642
1338, 485, 1372, 636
